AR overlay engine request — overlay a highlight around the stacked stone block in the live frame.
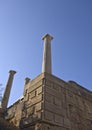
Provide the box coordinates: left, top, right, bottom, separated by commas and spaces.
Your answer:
6, 73, 92, 130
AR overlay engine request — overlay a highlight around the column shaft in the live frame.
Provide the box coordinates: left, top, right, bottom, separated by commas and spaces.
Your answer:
42, 34, 53, 74
1, 70, 16, 109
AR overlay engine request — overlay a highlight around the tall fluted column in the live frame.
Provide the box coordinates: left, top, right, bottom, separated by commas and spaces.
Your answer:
1, 70, 16, 109
42, 34, 53, 74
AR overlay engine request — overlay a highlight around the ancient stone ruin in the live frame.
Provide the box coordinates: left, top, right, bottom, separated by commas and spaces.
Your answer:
0, 34, 92, 130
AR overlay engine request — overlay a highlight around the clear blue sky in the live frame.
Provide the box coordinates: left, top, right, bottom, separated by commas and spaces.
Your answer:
0, 0, 92, 106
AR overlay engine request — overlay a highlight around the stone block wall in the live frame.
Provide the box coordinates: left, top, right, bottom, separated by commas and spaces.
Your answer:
20, 74, 45, 129
6, 73, 45, 129
41, 73, 71, 130
6, 73, 92, 130
6, 98, 24, 127
41, 73, 92, 130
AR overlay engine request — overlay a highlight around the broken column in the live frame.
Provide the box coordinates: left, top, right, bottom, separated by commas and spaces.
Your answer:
1, 70, 16, 110
42, 34, 53, 74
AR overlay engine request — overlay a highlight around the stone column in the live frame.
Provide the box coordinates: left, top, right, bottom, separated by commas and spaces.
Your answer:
25, 77, 30, 85
42, 34, 53, 74
1, 70, 16, 110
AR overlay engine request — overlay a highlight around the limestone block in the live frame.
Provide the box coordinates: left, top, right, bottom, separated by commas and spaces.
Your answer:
45, 80, 53, 88
45, 86, 62, 99
85, 119, 92, 129
36, 80, 43, 87
87, 113, 92, 120
41, 123, 51, 130
35, 123, 42, 130
21, 125, 35, 130
24, 99, 33, 108
37, 86, 42, 95
15, 114, 21, 120
66, 90, 77, 105
85, 100, 92, 114
21, 109, 27, 118
27, 105, 35, 116
66, 104, 72, 118
62, 87, 66, 94
71, 123, 78, 130
7, 107, 15, 119
24, 93, 29, 101
45, 92, 53, 103
54, 114, 63, 125
36, 111, 41, 119
24, 95, 42, 109
41, 123, 68, 130
26, 103, 42, 118
30, 95, 42, 105
30, 90, 36, 98
63, 117, 71, 128
71, 95, 77, 105
22, 114, 39, 127
28, 81, 43, 93
44, 111, 54, 121
17, 102, 24, 111
35, 102, 42, 112
76, 96, 84, 111
53, 84, 61, 92
22, 118, 31, 125
45, 101, 65, 116
53, 97, 61, 107
67, 90, 73, 97
62, 93, 67, 109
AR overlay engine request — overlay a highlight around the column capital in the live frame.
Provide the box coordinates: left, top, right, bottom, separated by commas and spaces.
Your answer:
25, 77, 30, 85
42, 34, 53, 41
9, 70, 16, 75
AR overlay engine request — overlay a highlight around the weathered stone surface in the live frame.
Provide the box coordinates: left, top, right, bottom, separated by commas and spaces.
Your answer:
6, 73, 92, 130
2, 34, 92, 130
42, 34, 53, 74
45, 111, 53, 121
54, 114, 63, 125
1, 70, 16, 110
